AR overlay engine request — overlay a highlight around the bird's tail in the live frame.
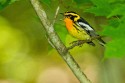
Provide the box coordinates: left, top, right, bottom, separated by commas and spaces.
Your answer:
89, 31, 106, 46
98, 38, 106, 46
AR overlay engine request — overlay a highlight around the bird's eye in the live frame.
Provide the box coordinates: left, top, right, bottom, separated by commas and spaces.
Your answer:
74, 16, 77, 18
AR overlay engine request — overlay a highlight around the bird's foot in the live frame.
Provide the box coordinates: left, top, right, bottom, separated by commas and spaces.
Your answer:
70, 40, 84, 47
77, 40, 84, 47
69, 40, 78, 45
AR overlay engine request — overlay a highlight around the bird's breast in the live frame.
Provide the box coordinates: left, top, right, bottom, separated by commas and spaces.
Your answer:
64, 18, 74, 31
64, 18, 90, 40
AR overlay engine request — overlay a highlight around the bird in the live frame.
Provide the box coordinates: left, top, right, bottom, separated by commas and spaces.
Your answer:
61, 11, 106, 46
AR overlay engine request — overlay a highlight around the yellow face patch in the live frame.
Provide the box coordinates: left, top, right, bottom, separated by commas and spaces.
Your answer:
64, 12, 80, 22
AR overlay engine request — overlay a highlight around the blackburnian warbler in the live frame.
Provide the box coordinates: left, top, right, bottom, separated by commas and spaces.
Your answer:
61, 11, 105, 46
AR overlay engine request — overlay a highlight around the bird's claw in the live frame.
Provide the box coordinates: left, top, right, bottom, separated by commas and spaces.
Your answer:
69, 40, 83, 47
69, 40, 78, 45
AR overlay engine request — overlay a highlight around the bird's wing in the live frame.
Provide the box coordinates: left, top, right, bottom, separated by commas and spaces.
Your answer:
76, 17, 106, 46
75, 17, 97, 37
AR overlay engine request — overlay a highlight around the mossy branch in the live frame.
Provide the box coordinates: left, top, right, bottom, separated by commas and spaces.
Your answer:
30, 0, 91, 83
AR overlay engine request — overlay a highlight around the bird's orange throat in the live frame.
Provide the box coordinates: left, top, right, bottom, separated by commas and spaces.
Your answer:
64, 18, 74, 31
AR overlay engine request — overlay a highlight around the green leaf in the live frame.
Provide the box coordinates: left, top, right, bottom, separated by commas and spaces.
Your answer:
108, 19, 120, 27
85, 0, 112, 16
108, 0, 125, 3
73, 0, 91, 4
105, 39, 125, 58
102, 19, 125, 39
86, 7, 111, 16
108, 5, 125, 18
0, 0, 17, 10
83, 0, 125, 58
90, 0, 109, 6
102, 17, 125, 57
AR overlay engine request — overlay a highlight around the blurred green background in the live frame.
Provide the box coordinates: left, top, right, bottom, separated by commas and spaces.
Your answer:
0, 0, 125, 83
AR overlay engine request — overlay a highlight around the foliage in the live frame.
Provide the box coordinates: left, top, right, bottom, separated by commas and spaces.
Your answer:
0, 0, 17, 10
73, 0, 91, 4
85, 0, 125, 58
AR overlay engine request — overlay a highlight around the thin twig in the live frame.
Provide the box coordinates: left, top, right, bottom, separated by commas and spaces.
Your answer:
51, 6, 60, 26
67, 36, 104, 50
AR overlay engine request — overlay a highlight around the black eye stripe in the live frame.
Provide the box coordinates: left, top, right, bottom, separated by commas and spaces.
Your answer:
65, 15, 77, 17
65, 15, 71, 17
73, 16, 77, 17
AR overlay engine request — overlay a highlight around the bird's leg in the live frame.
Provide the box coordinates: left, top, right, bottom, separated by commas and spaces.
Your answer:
70, 40, 84, 47
69, 40, 79, 45
77, 40, 84, 47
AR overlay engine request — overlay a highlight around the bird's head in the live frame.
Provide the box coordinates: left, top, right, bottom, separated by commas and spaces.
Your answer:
60, 11, 80, 22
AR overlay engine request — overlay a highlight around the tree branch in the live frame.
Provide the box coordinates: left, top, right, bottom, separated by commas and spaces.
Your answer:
30, 0, 91, 83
